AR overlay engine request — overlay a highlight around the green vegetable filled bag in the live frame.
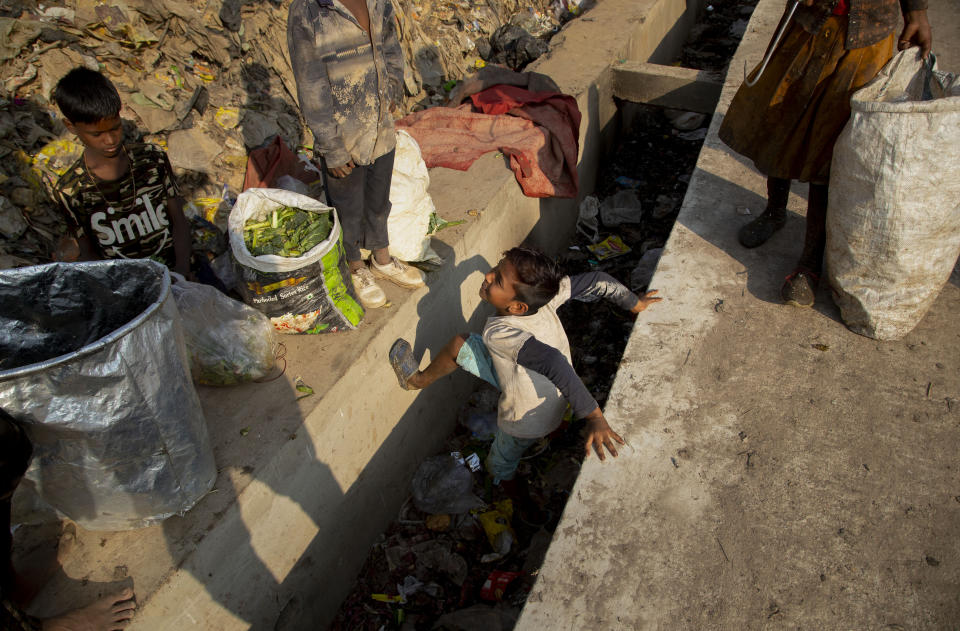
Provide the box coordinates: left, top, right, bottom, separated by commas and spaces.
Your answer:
229, 188, 364, 333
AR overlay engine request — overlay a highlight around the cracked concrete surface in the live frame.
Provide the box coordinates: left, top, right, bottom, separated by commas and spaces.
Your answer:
518, 0, 960, 628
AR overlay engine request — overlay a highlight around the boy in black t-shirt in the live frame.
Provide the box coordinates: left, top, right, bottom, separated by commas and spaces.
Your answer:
51, 67, 192, 277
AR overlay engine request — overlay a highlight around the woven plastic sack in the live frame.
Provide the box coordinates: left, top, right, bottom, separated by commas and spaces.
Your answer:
386, 129, 440, 262
170, 276, 277, 385
229, 188, 364, 334
826, 50, 960, 340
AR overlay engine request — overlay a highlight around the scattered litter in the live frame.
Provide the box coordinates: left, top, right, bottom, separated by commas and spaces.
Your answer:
652, 194, 677, 219
476, 500, 515, 563
576, 195, 600, 243
480, 570, 522, 601
294, 376, 315, 399
677, 128, 708, 141
664, 109, 706, 131
599, 189, 643, 227
411, 454, 484, 515
464, 452, 482, 472
425, 514, 451, 532
587, 235, 632, 260
736, 206, 752, 215
214, 107, 241, 130
811, 343, 830, 352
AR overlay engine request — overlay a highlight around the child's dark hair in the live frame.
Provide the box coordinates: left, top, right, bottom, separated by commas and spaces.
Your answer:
0, 408, 32, 495
53, 67, 122, 124
503, 247, 561, 315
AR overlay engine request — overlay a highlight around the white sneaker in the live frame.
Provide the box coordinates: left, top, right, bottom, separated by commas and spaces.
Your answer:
351, 267, 387, 308
369, 256, 426, 289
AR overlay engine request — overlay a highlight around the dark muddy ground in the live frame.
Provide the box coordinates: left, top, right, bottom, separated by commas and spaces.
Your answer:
329, 1, 757, 628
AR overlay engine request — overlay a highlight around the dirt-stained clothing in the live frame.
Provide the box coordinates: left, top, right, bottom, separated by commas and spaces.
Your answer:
53, 143, 181, 265
287, 0, 404, 169
793, 0, 928, 49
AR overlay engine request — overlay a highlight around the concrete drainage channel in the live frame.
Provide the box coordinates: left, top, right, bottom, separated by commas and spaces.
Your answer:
12, 0, 752, 629
328, 1, 758, 629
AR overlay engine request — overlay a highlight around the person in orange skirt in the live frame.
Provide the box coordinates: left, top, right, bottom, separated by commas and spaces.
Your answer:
719, 0, 932, 307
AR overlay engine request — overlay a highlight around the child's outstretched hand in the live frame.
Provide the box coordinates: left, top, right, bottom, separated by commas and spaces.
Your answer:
584, 409, 625, 461
631, 290, 662, 314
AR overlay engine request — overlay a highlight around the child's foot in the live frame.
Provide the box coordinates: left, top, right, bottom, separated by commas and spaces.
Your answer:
41, 587, 136, 631
351, 267, 387, 309
370, 256, 425, 289
738, 206, 786, 248
389, 338, 420, 390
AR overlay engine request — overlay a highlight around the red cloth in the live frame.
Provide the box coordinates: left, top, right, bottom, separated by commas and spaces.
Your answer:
833, 0, 849, 15
397, 85, 581, 198
243, 136, 320, 192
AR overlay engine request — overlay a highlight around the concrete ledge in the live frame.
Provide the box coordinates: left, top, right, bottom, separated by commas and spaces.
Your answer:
518, 0, 960, 628
612, 61, 723, 113
17, 0, 710, 629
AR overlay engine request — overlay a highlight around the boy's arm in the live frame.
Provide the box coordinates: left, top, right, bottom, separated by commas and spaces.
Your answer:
287, 8, 353, 170
167, 196, 192, 278
517, 337, 624, 460
156, 148, 192, 277
567, 271, 662, 313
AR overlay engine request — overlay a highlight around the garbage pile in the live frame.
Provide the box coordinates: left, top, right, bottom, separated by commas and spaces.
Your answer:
0, 0, 586, 268
331, 386, 584, 630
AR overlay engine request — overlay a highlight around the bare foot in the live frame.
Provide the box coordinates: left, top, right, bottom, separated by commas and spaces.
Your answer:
42, 588, 136, 631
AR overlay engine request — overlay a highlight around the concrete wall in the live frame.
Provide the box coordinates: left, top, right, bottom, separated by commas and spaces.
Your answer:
22, 0, 707, 628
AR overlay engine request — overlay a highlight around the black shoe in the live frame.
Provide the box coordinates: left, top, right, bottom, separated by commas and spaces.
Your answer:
389, 338, 419, 389
738, 208, 787, 248
780, 269, 819, 308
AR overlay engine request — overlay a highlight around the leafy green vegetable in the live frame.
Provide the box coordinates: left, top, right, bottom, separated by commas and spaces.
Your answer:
427, 212, 465, 235
243, 206, 332, 257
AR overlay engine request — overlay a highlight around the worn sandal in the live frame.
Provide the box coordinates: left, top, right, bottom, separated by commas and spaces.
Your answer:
738, 208, 787, 248
389, 338, 419, 390
780, 268, 820, 308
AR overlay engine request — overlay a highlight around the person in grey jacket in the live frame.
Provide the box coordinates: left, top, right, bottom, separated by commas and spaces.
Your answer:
288, 0, 424, 309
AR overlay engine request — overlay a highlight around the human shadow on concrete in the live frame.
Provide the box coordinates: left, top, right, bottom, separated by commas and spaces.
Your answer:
147, 247, 500, 629
409, 245, 492, 362
673, 153, 854, 324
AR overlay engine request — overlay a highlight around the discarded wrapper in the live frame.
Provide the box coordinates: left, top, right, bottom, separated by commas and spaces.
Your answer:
464, 453, 481, 472
475, 500, 515, 562
587, 235, 632, 260
480, 570, 523, 601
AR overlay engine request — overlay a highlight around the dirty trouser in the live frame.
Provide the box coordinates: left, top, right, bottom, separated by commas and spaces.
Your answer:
322, 149, 396, 262
453, 334, 536, 482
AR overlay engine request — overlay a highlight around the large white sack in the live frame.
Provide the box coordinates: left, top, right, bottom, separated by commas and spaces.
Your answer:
826, 50, 960, 340
387, 130, 440, 262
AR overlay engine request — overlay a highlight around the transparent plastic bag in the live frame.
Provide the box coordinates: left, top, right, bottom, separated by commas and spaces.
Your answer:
411, 454, 484, 515
170, 275, 277, 385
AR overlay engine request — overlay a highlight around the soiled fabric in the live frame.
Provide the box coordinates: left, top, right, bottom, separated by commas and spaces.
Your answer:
397, 85, 581, 198
718, 15, 894, 184
287, 0, 403, 168
793, 0, 928, 50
